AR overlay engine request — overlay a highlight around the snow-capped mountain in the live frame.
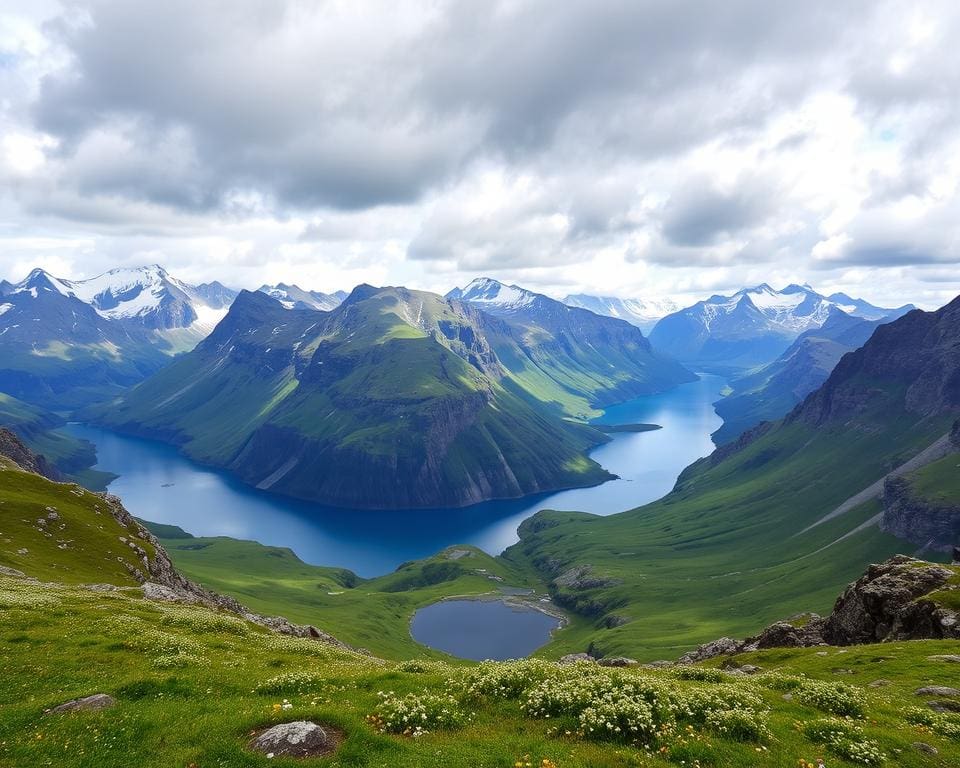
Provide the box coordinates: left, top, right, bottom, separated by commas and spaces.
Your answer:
648, 283, 913, 371
445, 277, 539, 314
826, 292, 915, 321
563, 294, 680, 332
257, 283, 347, 311
10, 265, 239, 334
0, 268, 174, 408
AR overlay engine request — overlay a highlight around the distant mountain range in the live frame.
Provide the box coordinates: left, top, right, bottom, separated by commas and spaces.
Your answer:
257, 283, 347, 311
562, 294, 680, 332
93, 281, 693, 509
0, 265, 244, 409
711, 308, 886, 444
648, 283, 914, 371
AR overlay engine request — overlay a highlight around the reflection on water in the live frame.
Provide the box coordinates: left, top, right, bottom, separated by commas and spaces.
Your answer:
64, 374, 724, 577
410, 599, 561, 660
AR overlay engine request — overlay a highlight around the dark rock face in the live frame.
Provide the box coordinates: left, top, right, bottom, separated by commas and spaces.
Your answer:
792, 296, 960, 427
823, 555, 959, 644
880, 475, 960, 552
0, 428, 63, 481
678, 556, 960, 662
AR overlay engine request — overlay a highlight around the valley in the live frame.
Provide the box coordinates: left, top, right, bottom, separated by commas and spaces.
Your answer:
62, 374, 724, 576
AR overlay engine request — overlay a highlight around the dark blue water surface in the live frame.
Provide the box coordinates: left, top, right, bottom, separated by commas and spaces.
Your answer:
63, 374, 724, 577
410, 599, 561, 660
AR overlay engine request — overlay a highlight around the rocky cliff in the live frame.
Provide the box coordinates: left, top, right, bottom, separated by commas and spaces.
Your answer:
793, 296, 960, 427
679, 556, 960, 662
0, 427, 63, 481
880, 474, 960, 552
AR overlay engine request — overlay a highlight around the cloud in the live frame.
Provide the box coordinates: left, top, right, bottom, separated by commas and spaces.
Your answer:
0, 0, 957, 308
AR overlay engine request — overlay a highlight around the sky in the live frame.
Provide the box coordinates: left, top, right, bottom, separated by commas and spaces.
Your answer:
0, 0, 959, 309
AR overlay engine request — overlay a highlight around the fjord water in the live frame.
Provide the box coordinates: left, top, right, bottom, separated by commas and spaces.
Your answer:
64, 374, 724, 578
410, 599, 561, 660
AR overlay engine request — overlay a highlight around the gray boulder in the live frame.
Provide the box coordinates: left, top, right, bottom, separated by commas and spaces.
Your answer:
49, 693, 116, 713
915, 686, 960, 697
249, 721, 335, 758
558, 653, 595, 665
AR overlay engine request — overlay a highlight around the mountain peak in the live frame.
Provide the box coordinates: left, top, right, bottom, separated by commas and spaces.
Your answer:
448, 277, 537, 311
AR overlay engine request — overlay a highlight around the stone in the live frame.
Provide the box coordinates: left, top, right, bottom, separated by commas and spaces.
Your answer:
642, 660, 675, 669
677, 637, 741, 664
912, 742, 938, 755
49, 693, 116, 713
823, 555, 959, 645
868, 679, 891, 687
929, 654, 960, 663
249, 721, 336, 758
928, 699, 960, 713
915, 686, 960, 697
559, 653, 595, 665
597, 656, 636, 667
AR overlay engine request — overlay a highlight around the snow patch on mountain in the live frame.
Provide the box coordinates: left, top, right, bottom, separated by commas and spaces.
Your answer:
446, 277, 537, 312
562, 294, 679, 331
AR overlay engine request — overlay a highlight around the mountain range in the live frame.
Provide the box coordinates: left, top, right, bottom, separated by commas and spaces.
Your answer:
91, 281, 693, 508
507, 293, 960, 658
711, 308, 886, 443
648, 282, 914, 371
562, 293, 680, 332
257, 283, 347, 311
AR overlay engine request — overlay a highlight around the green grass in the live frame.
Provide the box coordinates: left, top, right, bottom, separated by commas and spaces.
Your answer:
907, 451, 960, 504
501, 401, 957, 661
0, 456, 152, 584
2, 435, 959, 767
1, 575, 957, 767
149, 524, 548, 660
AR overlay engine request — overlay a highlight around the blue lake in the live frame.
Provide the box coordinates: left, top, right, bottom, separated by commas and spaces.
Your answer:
410, 599, 561, 660
64, 374, 724, 578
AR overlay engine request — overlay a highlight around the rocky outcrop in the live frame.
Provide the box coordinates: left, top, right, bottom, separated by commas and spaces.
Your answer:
99, 493, 350, 649
679, 556, 960, 662
822, 555, 959, 644
880, 474, 960, 552
548, 564, 624, 618
0, 427, 63, 481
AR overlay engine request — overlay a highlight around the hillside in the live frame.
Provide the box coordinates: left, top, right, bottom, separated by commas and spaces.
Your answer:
0, 393, 114, 488
712, 310, 884, 444
91, 285, 685, 508
503, 297, 960, 660
0, 460, 957, 766
90, 284, 693, 508
448, 277, 696, 413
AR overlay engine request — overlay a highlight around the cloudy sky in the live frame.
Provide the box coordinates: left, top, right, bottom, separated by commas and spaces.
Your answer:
1, 0, 959, 308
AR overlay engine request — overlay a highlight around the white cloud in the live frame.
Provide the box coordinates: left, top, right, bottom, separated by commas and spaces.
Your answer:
0, 0, 957, 310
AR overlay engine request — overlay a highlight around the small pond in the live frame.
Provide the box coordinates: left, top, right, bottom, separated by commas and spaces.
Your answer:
410, 599, 561, 660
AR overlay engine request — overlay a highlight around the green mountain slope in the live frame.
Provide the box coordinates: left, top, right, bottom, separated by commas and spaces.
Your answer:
3, 425, 959, 767
0, 393, 113, 488
503, 298, 960, 660
91, 285, 692, 508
